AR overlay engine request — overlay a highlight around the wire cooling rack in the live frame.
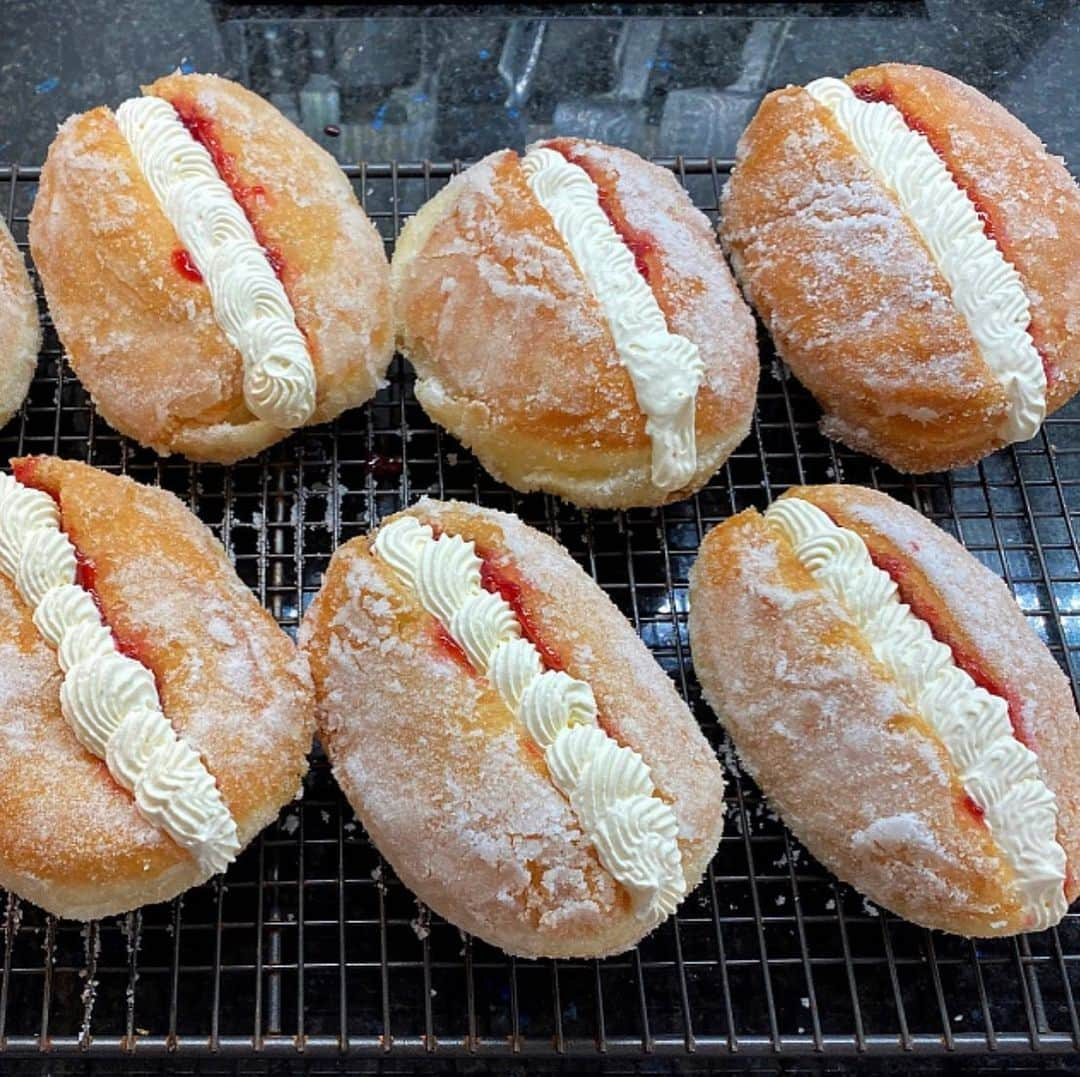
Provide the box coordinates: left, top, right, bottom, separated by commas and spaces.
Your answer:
1, 158, 1079, 1071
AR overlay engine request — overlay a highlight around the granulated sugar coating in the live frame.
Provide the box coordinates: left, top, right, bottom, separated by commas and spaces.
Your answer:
301, 497, 726, 958
689, 510, 1024, 936
392, 141, 758, 507
0, 456, 315, 920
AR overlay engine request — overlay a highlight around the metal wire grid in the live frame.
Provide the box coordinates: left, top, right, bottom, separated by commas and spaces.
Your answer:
0, 156, 1078, 1067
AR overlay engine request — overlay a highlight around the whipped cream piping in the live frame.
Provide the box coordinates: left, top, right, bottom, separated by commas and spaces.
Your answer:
373, 515, 686, 926
765, 495, 1067, 930
114, 95, 317, 431
520, 147, 705, 492
804, 77, 1046, 445
0, 471, 240, 874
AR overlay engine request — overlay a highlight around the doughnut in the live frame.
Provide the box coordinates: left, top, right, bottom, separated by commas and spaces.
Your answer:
721, 63, 1080, 473
688, 483, 1080, 936
391, 138, 759, 508
300, 498, 725, 956
0, 215, 39, 429
0, 456, 314, 919
29, 73, 393, 465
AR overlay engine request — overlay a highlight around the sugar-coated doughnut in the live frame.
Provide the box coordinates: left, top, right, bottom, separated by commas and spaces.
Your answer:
0, 216, 39, 429
0, 456, 314, 919
301, 498, 725, 956
721, 63, 1080, 473
689, 483, 1080, 936
392, 139, 758, 508
30, 73, 393, 464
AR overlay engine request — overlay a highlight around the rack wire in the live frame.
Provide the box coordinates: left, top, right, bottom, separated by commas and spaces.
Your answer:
1, 156, 1079, 1069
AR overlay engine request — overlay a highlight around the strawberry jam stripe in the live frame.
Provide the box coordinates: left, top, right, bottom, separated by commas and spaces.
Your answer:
165, 95, 318, 373
172, 247, 203, 283
964, 793, 987, 821
545, 139, 659, 288
866, 547, 1030, 750
12, 459, 156, 678
851, 81, 1053, 385
416, 522, 567, 674
168, 98, 289, 288
418, 530, 621, 742
433, 622, 473, 673
478, 552, 565, 672
476, 544, 623, 740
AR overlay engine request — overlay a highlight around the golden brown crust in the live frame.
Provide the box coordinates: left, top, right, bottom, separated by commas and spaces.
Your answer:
689, 508, 1026, 935
29, 76, 392, 465
392, 142, 758, 508
301, 498, 725, 957
792, 483, 1080, 901
847, 64, 1080, 414
0, 217, 39, 429
721, 84, 1006, 473
0, 457, 315, 919
30, 107, 278, 462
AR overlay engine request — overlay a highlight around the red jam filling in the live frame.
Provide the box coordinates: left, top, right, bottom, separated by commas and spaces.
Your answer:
963, 793, 986, 823
850, 83, 1001, 242
545, 139, 658, 286
850, 81, 1053, 386
868, 548, 1030, 749
169, 97, 288, 285
478, 553, 565, 672
365, 453, 403, 479
417, 528, 565, 672
433, 623, 472, 672
477, 543, 622, 740
74, 548, 96, 594
11, 460, 154, 673
171, 247, 203, 283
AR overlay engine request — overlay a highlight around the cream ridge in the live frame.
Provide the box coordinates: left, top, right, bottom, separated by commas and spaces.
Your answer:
115, 95, 317, 431
0, 472, 240, 874
804, 77, 1046, 445
765, 495, 1067, 930
373, 515, 686, 926
520, 146, 705, 492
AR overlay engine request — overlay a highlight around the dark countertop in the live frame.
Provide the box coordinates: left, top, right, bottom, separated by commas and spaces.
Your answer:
1, 1, 1076, 167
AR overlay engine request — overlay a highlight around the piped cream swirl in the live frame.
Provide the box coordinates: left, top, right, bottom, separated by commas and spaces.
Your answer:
804, 77, 1046, 444
114, 95, 316, 431
0, 472, 240, 874
521, 147, 705, 492
373, 514, 686, 927
765, 495, 1067, 930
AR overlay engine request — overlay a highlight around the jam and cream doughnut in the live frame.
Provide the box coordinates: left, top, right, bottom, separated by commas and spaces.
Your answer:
721, 63, 1080, 473
689, 484, 1080, 936
0, 456, 314, 919
0, 216, 39, 429
301, 499, 725, 956
30, 73, 393, 464
392, 139, 758, 508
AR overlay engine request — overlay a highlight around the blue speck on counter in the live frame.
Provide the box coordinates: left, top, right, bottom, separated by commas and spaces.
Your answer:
34, 77, 59, 95
372, 102, 388, 131
478, 49, 490, 60
179, 57, 196, 74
